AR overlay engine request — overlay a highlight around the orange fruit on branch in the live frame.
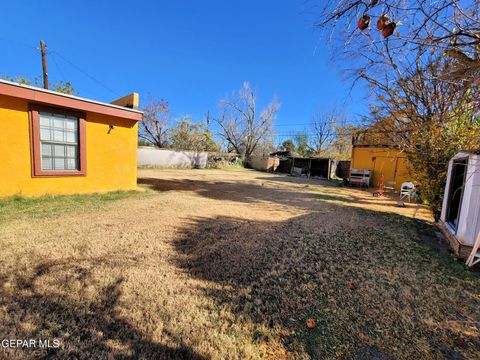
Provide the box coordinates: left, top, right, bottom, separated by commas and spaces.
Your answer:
377, 14, 389, 30
382, 22, 397, 38
358, 14, 371, 30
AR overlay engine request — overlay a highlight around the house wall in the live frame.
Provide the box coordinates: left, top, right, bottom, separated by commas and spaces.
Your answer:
0, 96, 138, 197
351, 147, 411, 191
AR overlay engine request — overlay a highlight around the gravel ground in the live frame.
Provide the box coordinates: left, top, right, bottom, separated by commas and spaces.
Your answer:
0, 168, 479, 359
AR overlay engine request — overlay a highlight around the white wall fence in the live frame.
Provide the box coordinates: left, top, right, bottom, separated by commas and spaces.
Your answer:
137, 147, 208, 168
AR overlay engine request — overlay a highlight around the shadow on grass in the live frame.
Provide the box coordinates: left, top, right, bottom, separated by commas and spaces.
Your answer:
0, 259, 208, 360
139, 173, 480, 358
171, 207, 480, 358
137, 176, 423, 214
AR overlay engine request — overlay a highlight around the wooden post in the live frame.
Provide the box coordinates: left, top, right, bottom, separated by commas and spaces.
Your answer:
40, 40, 48, 89
466, 232, 480, 267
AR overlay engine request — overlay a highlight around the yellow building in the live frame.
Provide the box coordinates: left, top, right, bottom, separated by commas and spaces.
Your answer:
0, 79, 143, 197
351, 119, 413, 191
351, 146, 411, 191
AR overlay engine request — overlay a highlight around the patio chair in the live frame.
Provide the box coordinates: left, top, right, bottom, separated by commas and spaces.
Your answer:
399, 182, 416, 202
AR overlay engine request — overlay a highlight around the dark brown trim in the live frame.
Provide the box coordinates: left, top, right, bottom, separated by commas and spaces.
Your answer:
0, 81, 142, 121
29, 104, 87, 177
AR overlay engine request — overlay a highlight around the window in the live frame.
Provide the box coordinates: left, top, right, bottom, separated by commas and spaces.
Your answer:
39, 112, 79, 171
30, 105, 86, 177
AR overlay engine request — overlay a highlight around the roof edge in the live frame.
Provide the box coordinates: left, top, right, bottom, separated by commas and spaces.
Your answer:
0, 79, 143, 121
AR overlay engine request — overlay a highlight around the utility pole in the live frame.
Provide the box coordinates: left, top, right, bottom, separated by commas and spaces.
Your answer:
205, 110, 211, 131
40, 40, 48, 89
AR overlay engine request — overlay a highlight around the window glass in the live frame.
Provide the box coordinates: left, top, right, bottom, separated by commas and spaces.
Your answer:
54, 158, 65, 169
40, 128, 51, 141
41, 157, 52, 170
39, 115, 51, 127
65, 131, 77, 143
65, 119, 76, 130
66, 158, 77, 170
41, 143, 52, 156
66, 145, 76, 157
39, 112, 79, 171
53, 129, 64, 142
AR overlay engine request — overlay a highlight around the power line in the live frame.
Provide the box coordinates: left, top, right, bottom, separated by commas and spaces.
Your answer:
273, 132, 355, 136
0, 38, 118, 98
272, 127, 417, 137
50, 50, 119, 96
51, 52, 68, 83
275, 123, 311, 127
0, 37, 38, 51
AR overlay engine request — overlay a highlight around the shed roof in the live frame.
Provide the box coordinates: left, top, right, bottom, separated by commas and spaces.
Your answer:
269, 150, 291, 157
454, 150, 480, 156
0, 79, 143, 121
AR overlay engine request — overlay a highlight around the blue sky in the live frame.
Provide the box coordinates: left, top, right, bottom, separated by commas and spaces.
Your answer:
0, 1, 370, 143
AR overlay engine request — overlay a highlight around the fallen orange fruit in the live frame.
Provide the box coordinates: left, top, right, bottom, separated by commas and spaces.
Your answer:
306, 319, 316, 329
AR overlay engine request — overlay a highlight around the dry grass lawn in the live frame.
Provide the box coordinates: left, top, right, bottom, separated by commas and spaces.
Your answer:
1, 168, 479, 359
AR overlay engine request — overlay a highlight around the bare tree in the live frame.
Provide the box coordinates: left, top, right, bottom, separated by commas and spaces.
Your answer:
309, 111, 338, 155
139, 98, 170, 148
314, 0, 480, 216
216, 82, 280, 160
316, 0, 480, 86
314, 0, 480, 141
314, 1, 480, 121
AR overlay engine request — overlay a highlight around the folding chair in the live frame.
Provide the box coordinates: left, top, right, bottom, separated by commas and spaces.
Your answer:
399, 182, 416, 202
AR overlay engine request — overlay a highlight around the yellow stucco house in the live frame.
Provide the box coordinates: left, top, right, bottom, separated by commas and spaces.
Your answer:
0, 79, 143, 197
